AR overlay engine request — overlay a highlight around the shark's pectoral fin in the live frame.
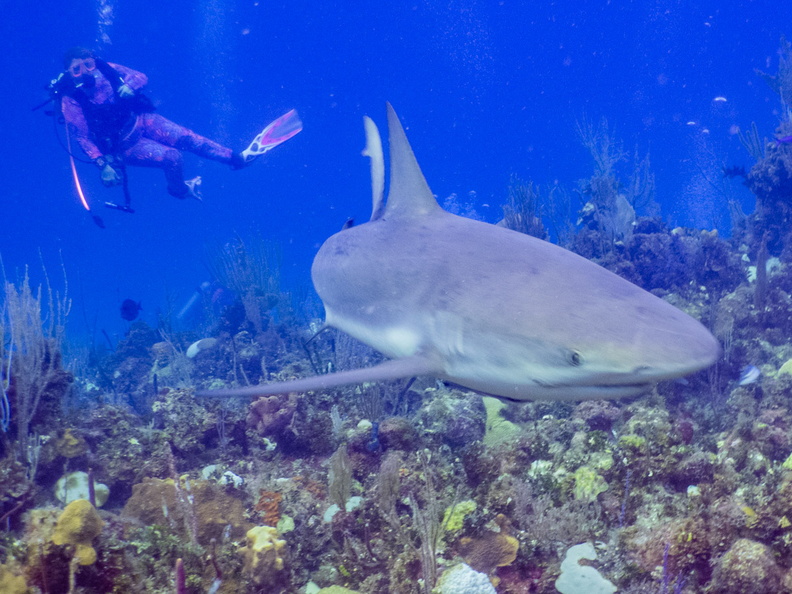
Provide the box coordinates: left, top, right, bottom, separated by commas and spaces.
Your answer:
196, 355, 440, 398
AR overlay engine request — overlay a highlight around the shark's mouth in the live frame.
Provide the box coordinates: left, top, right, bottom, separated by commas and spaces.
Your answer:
534, 364, 685, 393
450, 378, 656, 402
509, 383, 655, 400
552, 380, 653, 389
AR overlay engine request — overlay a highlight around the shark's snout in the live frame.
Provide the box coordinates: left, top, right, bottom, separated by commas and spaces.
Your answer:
642, 319, 722, 380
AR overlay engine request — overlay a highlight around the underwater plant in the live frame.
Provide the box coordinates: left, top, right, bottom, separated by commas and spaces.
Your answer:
1, 268, 71, 477
501, 176, 549, 240
203, 236, 282, 339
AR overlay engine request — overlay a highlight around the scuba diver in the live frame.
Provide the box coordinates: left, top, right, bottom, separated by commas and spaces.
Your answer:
45, 47, 302, 213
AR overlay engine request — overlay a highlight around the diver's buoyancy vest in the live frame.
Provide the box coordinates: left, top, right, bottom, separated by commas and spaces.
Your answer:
65, 60, 155, 152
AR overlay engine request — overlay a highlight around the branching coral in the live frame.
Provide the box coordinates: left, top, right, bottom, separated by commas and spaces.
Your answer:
755, 35, 792, 112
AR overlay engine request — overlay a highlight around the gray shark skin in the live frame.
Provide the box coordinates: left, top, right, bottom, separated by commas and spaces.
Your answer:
200, 104, 721, 401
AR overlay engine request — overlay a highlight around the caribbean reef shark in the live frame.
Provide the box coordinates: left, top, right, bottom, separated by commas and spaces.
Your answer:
201, 104, 721, 401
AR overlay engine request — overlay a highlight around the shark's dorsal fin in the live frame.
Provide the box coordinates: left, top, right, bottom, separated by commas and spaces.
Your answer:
384, 103, 442, 219
362, 116, 386, 221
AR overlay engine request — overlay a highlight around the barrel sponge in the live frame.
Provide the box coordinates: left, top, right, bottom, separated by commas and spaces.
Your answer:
239, 525, 287, 585
51, 499, 104, 566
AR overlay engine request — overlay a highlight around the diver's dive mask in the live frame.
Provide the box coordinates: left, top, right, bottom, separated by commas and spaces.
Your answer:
69, 58, 97, 89
69, 58, 96, 77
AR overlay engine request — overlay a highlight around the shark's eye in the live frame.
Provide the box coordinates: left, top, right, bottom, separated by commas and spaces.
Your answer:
568, 350, 583, 366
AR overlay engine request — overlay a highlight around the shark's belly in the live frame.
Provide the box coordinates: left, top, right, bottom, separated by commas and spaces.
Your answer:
323, 305, 425, 359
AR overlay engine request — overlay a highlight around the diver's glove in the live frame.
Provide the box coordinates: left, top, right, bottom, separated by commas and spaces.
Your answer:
95, 155, 122, 187
117, 83, 135, 98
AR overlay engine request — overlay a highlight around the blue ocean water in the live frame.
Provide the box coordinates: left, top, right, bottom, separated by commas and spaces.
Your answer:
1, 0, 788, 343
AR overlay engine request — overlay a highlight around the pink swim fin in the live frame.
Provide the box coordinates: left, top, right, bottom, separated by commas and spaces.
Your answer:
239, 109, 303, 165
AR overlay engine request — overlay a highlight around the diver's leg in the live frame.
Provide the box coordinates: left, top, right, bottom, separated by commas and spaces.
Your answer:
122, 137, 192, 198
138, 113, 234, 164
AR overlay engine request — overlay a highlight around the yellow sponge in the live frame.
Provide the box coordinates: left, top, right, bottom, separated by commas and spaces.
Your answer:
240, 525, 287, 585
51, 499, 103, 565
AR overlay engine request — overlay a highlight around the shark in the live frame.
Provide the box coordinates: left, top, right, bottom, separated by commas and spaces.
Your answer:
200, 104, 721, 402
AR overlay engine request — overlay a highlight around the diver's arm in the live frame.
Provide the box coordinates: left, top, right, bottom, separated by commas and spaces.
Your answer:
61, 97, 121, 185
108, 63, 148, 92
61, 96, 102, 160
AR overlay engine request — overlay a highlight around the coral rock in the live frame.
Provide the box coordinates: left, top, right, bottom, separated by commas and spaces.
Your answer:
555, 543, 616, 594
122, 478, 252, 544
378, 416, 417, 451
247, 393, 298, 438
55, 471, 109, 507
573, 400, 621, 432
436, 563, 496, 594
710, 538, 782, 594
55, 428, 88, 458
458, 529, 519, 575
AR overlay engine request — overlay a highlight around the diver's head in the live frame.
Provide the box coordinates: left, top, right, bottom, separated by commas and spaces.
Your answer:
64, 47, 98, 88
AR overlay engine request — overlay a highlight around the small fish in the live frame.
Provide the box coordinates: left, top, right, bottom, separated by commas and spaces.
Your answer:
120, 299, 142, 321
722, 165, 747, 179
186, 337, 218, 359
713, 96, 727, 102
738, 365, 761, 386
775, 135, 792, 145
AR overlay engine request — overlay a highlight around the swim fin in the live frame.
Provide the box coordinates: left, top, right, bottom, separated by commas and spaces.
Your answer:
104, 202, 135, 214
184, 176, 202, 200
236, 109, 303, 167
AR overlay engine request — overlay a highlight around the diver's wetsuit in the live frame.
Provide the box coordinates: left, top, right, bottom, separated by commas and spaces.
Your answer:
61, 63, 234, 197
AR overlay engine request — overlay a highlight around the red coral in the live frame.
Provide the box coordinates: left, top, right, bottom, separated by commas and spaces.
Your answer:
254, 490, 282, 526
293, 475, 326, 500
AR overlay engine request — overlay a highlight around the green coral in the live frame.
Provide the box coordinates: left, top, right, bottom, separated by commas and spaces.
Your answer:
0, 561, 28, 594
483, 397, 521, 446
782, 452, 792, 470
618, 434, 647, 455
443, 499, 477, 533
572, 466, 608, 502
527, 459, 565, 494
123, 524, 206, 592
